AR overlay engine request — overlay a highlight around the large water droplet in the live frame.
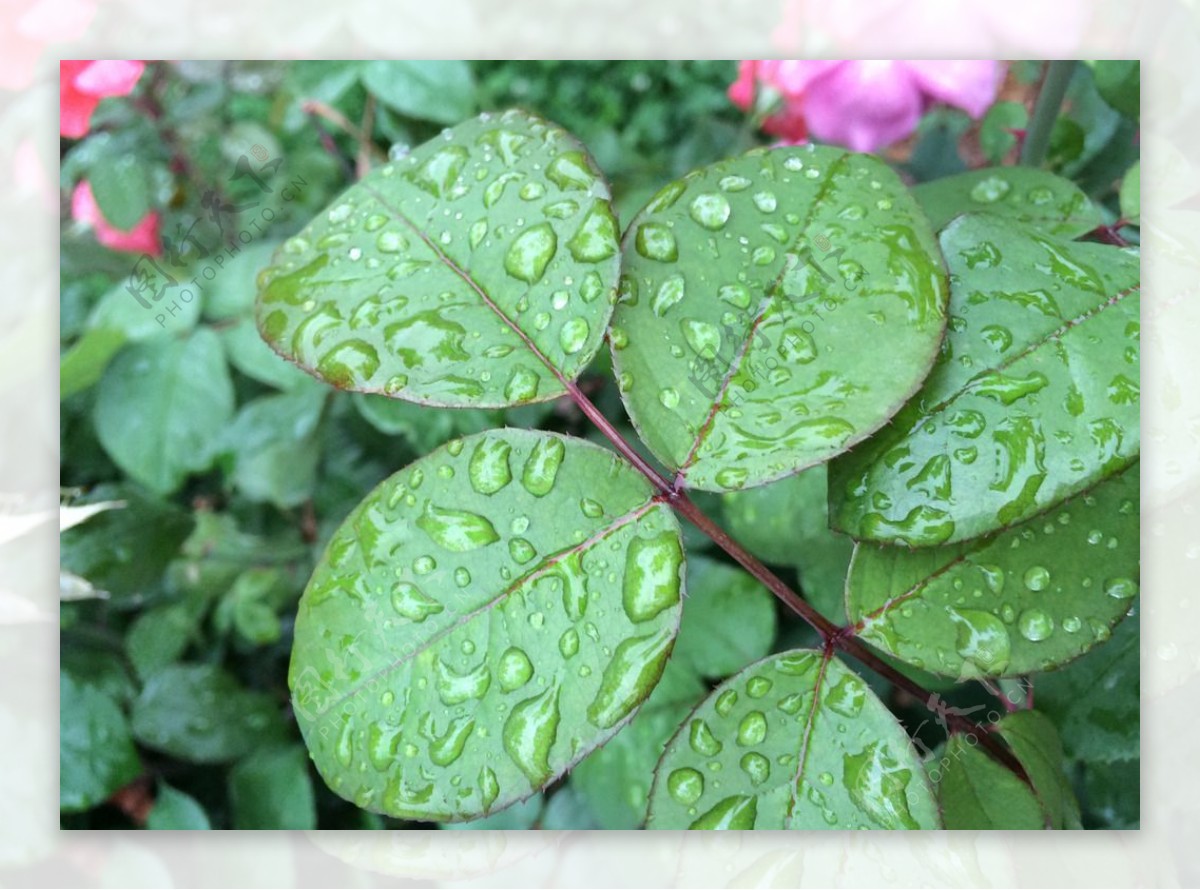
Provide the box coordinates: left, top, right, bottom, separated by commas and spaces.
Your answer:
668, 767, 704, 805
1023, 566, 1051, 592
740, 752, 771, 786
479, 766, 500, 811
843, 741, 919, 829
970, 175, 1011, 203
1017, 608, 1054, 642
509, 537, 537, 564
498, 647, 534, 692
547, 151, 595, 191
502, 686, 561, 786
1104, 577, 1138, 600
652, 274, 686, 316
566, 201, 619, 262
736, 711, 767, 746
522, 437, 565, 497
416, 502, 500, 552
559, 628, 580, 659
689, 795, 757, 829
622, 531, 683, 623
587, 626, 674, 728
681, 319, 722, 359
689, 718, 723, 756
636, 222, 679, 262
391, 582, 444, 621
504, 223, 558, 284
469, 437, 513, 495
504, 366, 540, 402
426, 715, 474, 766
689, 193, 731, 230
436, 657, 491, 705
559, 317, 590, 355
950, 609, 1011, 677
825, 676, 866, 717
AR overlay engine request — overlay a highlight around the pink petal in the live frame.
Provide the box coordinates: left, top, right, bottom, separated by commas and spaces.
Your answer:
728, 60, 759, 110
74, 60, 145, 97
71, 181, 162, 256
801, 61, 924, 152
906, 60, 1004, 118
763, 60, 843, 100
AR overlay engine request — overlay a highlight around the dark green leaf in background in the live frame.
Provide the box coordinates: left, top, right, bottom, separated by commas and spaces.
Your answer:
60, 675, 142, 813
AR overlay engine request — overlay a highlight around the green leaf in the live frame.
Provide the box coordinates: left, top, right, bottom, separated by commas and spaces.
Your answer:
360, 61, 475, 125
542, 785, 600, 829
672, 555, 776, 679
201, 239, 281, 321
830, 214, 1139, 546
443, 794, 543, 830
845, 463, 1138, 679
94, 328, 236, 495
61, 326, 126, 400
289, 429, 684, 821
61, 484, 194, 600
131, 664, 285, 763
354, 393, 496, 453
146, 783, 211, 830
572, 662, 706, 828
228, 745, 317, 829
721, 464, 853, 623
611, 144, 948, 492
935, 734, 1044, 829
995, 710, 1081, 829
913, 168, 1102, 238
88, 152, 153, 231
221, 319, 314, 390
978, 101, 1029, 165
255, 110, 620, 407
1035, 610, 1139, 763
218, 386, 326, 508
647, 651, 940, 829
125, 596, 209, 680
1119, 161, 1140, 225
214, 568, 292, 646
1081, 758, 1138, 828
1090, 61, 1139, 119
88, 279, 200, 341
60, 675, 142, 812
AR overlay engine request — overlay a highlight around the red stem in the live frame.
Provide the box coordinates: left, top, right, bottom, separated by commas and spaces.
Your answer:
567, 380, 1026, 779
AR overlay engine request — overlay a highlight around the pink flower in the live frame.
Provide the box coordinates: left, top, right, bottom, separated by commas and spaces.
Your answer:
730, 60, 1004, 153
71, 180, 161, 256
60, 59, 145, 138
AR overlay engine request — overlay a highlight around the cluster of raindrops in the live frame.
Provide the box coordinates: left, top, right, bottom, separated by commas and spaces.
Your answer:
612, 145, 948, 491
255, 110, 621, 406
651, 653, 931, 829
293, 432, 685, 819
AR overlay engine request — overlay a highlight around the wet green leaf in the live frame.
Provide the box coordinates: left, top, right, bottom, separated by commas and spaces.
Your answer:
845, 463, 1138, 679
131, 664, 285, 763
672, 555, 776, 679
146, 783, 211, 830
94, 328, 235, 495
647, 651, 940, 829
229, 745, 317, 829
572, 662, 705, 828
60, 675, 142, 813
612, 145, 948, 492
289, 430, 684, 822
913, 168, 1102, 238
995, 710, 1081, 829
255, 110, 620, 407
830, 214, 1139, 546
935, 734, 1044, 829
221, 318, 315, 390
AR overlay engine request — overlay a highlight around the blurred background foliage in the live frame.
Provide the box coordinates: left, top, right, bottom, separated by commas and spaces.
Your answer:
60, 60, 1139, 830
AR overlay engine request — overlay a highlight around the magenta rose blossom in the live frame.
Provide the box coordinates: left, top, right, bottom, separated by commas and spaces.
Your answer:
71, 180, 162, 256
730, 60, 1004, 152
60, 60, 146, 138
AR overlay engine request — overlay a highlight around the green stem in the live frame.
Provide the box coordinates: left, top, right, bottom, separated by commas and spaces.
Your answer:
1020, 60, 1077, 167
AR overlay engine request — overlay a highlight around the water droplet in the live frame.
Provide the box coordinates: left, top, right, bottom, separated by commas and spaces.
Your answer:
559, 628, 580, 659
416, 502, 500, 552
689, 193, 731, 230
502, 685, 560, 785
1104, 577, 1138, 600
468, 437, 513, 495
522, 436, 565, 496
718, 283, 752, 309
752, 191, 777, 213
1023, 566, 1051, 592
413, 555, 437, 575
509, 537, 537, 564
689, 795, 757, 829
635, 222, 679, 262
505, 366, 540, 402
328, 203, 352, 224
652, 274, 686, 316
825, 676, 866, 717
587, 627, 674, 728
479, 766, 499, 810
681, 318, 722, 359
740, 752, 771, 786
658, 387, 680, 409
547, 151, 595, 191
1062, 616, 1082, 633
689, 719, 723, 756
843, 741, 919, 829
317, 340, 380, 388
950, 609, 1011, 676
498, 647, 534, 692
335, 719, 354, 767
504, 223, 557, 284
436, 658, 491, 705
746, 676, 773, 699
622, 531, 683, 623
566, 201, 619, 262
719, 174, 752, 192
668, 767, 704, 805
559, 317, 590, 355
1018, 609, 1054, 642
580, 498, 604, 518
391, 582, 444, 621
970, 175, 1011, 203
